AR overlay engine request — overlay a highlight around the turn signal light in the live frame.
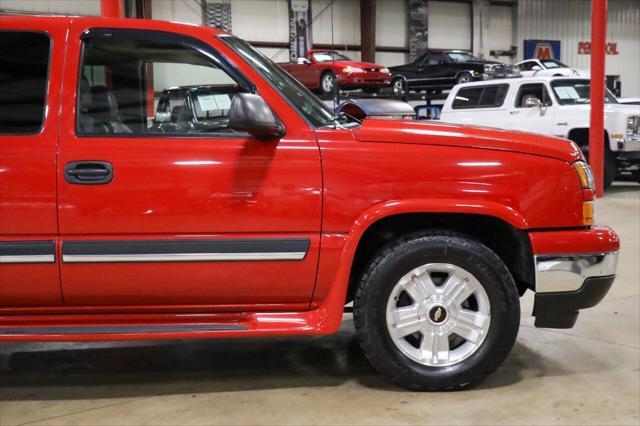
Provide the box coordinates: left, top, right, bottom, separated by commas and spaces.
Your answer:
583, 201, 594, 225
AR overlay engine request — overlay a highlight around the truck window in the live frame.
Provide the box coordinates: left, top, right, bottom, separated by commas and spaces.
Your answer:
77, 30, 245, 136
0, 32, 50, 134
452, 84, 508, 109
515, 83, 552, 108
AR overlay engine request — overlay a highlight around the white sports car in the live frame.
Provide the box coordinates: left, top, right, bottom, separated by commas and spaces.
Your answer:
516, 58, 589, 78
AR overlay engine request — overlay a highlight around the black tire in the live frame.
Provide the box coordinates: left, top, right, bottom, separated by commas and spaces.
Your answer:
353, 232, 520, 391
604, 150, 617, 190
456, 72, 472, 85
320, 71, 337, 95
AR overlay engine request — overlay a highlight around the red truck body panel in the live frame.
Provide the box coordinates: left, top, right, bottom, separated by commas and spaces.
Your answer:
0, 16, 619, 342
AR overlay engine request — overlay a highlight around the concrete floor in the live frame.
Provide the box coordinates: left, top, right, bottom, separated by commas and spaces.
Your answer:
1, 184, 638, 426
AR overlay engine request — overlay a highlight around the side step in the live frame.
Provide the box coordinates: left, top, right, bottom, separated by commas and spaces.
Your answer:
0, 324, 246, 335
0, 310, 335, 341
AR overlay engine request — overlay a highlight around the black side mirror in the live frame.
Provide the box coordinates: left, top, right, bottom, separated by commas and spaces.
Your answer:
229, 93, 285, 139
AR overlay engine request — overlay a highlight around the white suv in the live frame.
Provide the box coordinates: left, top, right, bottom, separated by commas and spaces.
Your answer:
440, 77, 640, 188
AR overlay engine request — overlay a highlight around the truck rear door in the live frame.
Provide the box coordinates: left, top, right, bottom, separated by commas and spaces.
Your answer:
56, 21, 322, 308
0, 18, 67, 306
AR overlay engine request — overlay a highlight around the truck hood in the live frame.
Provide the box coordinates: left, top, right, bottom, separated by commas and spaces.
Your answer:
353, 119, 582, 162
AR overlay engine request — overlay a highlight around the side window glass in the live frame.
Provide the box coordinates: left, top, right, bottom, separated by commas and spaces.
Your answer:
452, 85, 508, 109
77, 31, 244, 136
0, 31, 50, 134
478, 84, 508, 107
452, 87, 484, 109
427, 54, 445, 65
515, 83, 553, 108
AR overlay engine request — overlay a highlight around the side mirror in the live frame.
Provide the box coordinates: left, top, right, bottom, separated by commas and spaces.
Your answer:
229, 93, 285, 140
524, 97, 542, 108
155, 111, 171, 123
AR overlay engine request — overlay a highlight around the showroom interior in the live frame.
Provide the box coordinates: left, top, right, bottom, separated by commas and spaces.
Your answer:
0, 0, 638, 425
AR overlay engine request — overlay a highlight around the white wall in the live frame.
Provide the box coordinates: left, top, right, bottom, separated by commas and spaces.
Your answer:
0, 0, 100, 15
428, 1, 472, 50
517, 0, 640, 97
488, 4, 514, 62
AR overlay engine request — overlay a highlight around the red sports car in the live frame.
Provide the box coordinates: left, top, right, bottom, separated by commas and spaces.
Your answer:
280, 49, 391, 94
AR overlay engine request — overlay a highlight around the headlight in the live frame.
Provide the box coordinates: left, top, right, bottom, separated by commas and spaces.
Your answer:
343, 66, 364, 74
380, 67, 390, 74
627, 116, 639, 135
573, 161, 595, 189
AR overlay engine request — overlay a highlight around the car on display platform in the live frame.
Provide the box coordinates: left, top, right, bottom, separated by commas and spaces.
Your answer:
279, 49, 392, 95
439, 77, 640, 188
516, 58, 589, 78
0, 16, 620, 391
388, 49, 520, 96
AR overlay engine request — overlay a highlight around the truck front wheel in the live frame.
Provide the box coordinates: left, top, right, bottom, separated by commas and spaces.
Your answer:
353, 232, 520, 390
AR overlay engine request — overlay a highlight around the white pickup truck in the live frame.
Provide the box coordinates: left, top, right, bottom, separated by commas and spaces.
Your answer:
440, 76, 640, 188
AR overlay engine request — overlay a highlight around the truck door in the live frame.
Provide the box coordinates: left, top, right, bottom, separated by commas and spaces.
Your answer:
509, 82, 555, 134
57, 23, 322, 308
0, 19, 67, 306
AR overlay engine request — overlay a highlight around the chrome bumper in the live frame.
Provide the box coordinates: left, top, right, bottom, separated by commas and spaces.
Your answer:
616, 136, 640, 152
535, 252, 618, 293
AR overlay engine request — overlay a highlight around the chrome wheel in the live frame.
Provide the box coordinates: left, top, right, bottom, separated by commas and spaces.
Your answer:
321, 73, 335, 93
386, 263, 491, 367
392, 78, 405, 95
457, 73, 471, 84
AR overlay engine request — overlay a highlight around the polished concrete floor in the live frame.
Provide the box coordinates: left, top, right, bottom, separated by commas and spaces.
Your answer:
1, 184, 638, 426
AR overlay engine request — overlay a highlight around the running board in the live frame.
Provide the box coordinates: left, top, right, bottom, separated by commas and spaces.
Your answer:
0, 310, 335, 342
0, 324, 246, 335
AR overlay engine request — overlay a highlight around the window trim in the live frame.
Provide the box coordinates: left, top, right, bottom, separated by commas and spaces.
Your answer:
75, 28, 257, 139
514, 82, 553, 108
451, 83, 510, 110
0, 30, 52, 136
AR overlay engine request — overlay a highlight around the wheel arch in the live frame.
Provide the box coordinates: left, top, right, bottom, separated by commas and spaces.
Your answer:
343, 203, 534, 305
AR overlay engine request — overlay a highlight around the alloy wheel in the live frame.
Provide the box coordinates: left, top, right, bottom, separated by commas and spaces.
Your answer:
386, 263, 491, 367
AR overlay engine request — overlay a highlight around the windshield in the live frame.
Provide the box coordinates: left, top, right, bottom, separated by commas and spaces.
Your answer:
312, 51, 352, 63
541, 59, 568, 69
446, 52, 477, 62
220, 37, 336, 127
551, 79, 618, 105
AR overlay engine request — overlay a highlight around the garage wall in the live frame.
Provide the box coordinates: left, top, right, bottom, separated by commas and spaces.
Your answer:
428, 1, 472, 50
376, 0, 408, 66
488, 4, 514, 63
517, 0, 640, 97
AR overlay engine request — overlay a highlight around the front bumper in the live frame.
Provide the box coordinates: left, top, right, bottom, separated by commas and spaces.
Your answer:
615, 135, 640, 153
337, 73, 391, 88
530, 226, 620, 328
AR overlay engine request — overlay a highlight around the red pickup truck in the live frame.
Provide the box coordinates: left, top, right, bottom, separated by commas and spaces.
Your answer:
0, 16, 619, 391
280, 49, 391, 94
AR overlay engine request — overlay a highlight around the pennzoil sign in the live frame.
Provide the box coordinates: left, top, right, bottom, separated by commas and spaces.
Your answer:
523, 39, 561, 60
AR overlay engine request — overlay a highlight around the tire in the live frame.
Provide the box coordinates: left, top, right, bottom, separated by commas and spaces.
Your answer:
604, 150, 617, 190
320, 71, 337, 95
456, 72, 473, 85
392, 77, 407, 96
353, 232, 520, 391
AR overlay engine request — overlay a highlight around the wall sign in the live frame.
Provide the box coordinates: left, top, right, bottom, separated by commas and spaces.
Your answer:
578, 41, 619, 55
523, 39, 561, 60
288, 0, 313, 62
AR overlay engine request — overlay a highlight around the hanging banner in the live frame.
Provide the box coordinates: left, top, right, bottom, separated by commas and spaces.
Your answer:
408, 0, 428, 62
289, 0, 313, 62
523, 40, 561, 60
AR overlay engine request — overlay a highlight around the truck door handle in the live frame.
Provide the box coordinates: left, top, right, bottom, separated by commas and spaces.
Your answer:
64, 161, 113, 185
510, 111, 519, 115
